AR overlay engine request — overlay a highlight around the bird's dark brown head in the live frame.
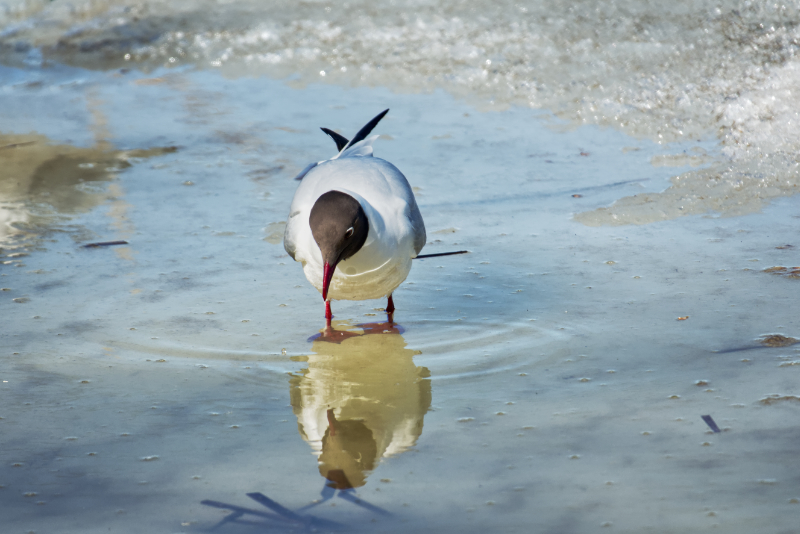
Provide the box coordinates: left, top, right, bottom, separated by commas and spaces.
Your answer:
309, 190, 369, 300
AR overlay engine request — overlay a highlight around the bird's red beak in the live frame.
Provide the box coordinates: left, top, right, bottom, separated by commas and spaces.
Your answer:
322, 261, 337, 301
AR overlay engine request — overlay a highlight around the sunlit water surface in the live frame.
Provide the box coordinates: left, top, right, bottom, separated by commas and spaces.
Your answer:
2, 2, 800, 533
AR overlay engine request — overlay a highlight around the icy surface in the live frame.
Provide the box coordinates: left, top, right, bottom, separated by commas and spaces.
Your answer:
1, 2, 800, 533
3, 0, 800, 222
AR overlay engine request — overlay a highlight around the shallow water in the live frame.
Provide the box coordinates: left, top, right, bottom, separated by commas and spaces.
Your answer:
2, 2, 800, 533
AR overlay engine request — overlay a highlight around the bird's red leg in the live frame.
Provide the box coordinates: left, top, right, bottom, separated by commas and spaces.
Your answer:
386, 294, 395, 316
325, 300, 332, 326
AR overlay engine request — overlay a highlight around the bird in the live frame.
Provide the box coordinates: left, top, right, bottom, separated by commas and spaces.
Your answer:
283, 109, 426, 324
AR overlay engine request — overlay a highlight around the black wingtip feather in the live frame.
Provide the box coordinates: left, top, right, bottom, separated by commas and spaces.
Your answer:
320, 128, 350, 152
345, 109, 389, 150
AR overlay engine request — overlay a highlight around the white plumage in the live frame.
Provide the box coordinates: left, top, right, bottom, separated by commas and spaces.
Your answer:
284, 121, 426, 310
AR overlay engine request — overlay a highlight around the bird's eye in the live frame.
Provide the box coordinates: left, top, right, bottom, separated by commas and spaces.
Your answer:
345, 227, 354, 239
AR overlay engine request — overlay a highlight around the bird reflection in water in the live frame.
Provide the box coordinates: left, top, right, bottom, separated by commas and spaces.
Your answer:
290, 319, 432, 490
200, 321, 428, 529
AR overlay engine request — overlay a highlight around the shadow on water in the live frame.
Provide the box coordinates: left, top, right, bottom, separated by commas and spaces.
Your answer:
201, 320, 430, 531
713, 333, 799, 354
202, 486, 390, 531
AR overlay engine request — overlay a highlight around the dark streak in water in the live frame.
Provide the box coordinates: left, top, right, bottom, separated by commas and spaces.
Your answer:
712, 345, 763, 354
415, 250, 469, 259
82, 240, 129, 248
0, 141, 36, 151
701, 415, 721, 433
714, 334, 799, 353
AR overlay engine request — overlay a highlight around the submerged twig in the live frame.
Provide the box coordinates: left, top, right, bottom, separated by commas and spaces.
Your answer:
415, 250, 469, 259
0, 141, 36, 151
83, 240, 129, 248
701, 415, 721, 433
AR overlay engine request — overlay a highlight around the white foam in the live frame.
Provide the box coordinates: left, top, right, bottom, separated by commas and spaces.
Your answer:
3, 0, 800, 221
719, 60, 800, 160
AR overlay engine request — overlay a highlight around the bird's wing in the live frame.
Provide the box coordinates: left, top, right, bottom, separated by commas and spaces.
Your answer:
320, 128, 349, 152
341, 109, 389, 152
293, 161, 318, 181
283, 213, 299, 260
410, 205, 426, 257
295, 109, 389, 178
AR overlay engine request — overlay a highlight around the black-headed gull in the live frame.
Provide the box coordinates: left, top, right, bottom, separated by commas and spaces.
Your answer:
283, 110, 426, 323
